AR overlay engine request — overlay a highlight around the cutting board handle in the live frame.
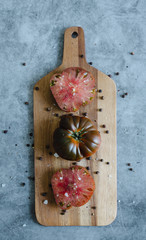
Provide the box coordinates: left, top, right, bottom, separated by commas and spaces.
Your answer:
62, 26, 87, 67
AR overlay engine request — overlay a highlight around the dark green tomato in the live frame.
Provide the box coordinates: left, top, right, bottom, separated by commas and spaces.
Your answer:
53, 115, 101, 161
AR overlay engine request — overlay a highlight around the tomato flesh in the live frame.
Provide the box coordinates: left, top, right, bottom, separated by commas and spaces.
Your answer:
50, 67, 96, 112
51, 166, 95, 210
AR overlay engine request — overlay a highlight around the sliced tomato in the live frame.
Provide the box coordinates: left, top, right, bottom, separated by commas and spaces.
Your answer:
51, 166, 95, 210
50, 67, 96, 112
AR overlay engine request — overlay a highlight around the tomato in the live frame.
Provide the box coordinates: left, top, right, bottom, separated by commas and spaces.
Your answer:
50, 67, 96, 112
53, 115, 101, 161
51, 166, 95, 210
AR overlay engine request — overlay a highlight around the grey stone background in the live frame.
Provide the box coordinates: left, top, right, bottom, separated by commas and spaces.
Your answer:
0, 0, 146, 239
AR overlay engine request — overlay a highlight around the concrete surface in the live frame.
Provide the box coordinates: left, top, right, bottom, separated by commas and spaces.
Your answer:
0, 0, 146, 239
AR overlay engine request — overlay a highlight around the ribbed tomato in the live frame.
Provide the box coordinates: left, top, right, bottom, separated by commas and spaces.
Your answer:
51, 166, 95, 210
53, 115, 101, 161
50, 67, 96, 112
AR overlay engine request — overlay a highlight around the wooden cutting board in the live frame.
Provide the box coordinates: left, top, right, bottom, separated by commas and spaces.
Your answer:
33, 26, 117, 226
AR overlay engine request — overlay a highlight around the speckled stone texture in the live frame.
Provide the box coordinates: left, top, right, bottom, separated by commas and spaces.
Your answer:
0, 0, 146, 239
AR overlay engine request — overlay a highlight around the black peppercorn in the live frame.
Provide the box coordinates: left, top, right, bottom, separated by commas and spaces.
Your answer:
91, 206, 96, 209
60, 212, 65, 215
41, 192, 47, 196
62, 210, 66, 213
129, 168, 133, 171
20, 182, 25, 186
82, 112, 87, 116
3, 130, 8, 134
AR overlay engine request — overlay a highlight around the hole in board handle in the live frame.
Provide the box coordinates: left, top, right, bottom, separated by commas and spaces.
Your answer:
72, 32, 78, 38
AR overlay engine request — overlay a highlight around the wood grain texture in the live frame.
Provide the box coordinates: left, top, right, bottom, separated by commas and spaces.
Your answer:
33, 26, 117, 226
